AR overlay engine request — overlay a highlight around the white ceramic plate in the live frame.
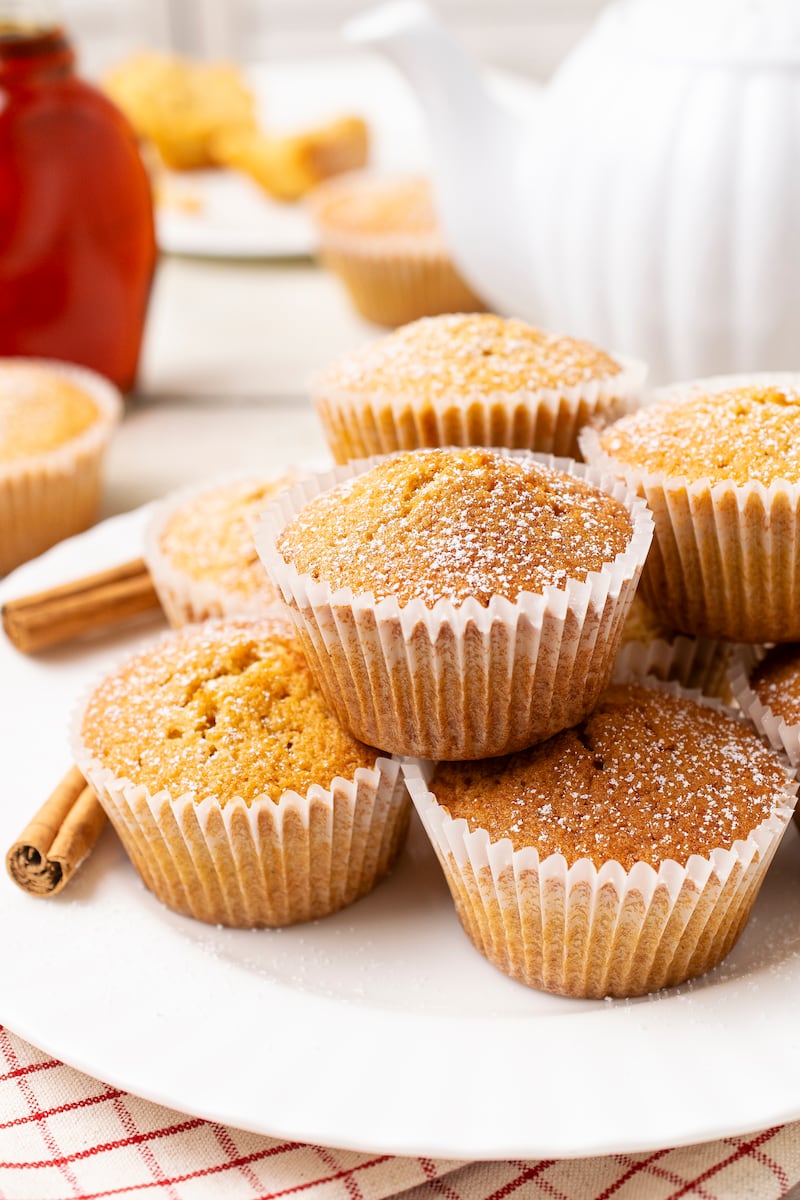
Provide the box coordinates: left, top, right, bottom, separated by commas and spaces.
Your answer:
155, 55, 541, 260
3, 509, 800, 1159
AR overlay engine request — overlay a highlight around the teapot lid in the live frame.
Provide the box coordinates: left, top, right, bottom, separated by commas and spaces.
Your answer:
615, 0, 800, 65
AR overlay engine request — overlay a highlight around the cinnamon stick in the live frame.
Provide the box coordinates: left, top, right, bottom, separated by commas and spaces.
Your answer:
6, 766, 107, 897
2, 558, 160, 653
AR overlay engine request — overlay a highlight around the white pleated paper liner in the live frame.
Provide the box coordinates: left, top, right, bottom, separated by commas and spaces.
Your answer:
315, 234, 483, 329
729, 643, 800, 773
614, 632, 733, 701
308, 171, 484, 330
0, 358, 122, 577
254, 450, 655, 760
402, 653, 798, 999
70, 622, 411, 928
580, 374, 800, 643
142, 471, 296, 627
313, 353, 647, 466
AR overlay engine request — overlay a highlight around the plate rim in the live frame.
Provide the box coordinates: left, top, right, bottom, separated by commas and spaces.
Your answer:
3, 508, 800, 1160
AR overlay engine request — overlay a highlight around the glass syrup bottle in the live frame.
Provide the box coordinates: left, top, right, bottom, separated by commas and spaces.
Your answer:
0, 4, 157, 391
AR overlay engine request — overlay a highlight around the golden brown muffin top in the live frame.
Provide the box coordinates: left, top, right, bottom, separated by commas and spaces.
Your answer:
433, 683, 786, 869
750, 645, 800, 725
599, 383, 800, 485
317, 314, 623, 399
0, 364, 99, 462
158, 476, 293, 598
102, 51, 255, 166
80, 615, 378, 805
314, 175, 439, 236
278, 448, 633, 607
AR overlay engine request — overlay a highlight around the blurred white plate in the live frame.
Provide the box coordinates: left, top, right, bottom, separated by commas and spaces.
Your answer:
3, 510, 800, 1157
155, 54, 541, 259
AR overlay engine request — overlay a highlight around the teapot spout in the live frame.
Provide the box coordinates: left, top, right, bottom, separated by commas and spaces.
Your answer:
345, 1, 537, 318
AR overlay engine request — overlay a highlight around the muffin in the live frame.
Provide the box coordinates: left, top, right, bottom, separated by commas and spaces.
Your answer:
615, 596, 733, 701
211, 116, 369, 202
143, 473, 296, 626
0, 359, 122, 576
312, 313, 646, 465
729, 643, 800, 770
404, 671, 797, 999
71, 613, 410, 927
103, 51, 256, 170
256, 447, 653, 760
581, 374, 800, 642
308, 173, 484, 327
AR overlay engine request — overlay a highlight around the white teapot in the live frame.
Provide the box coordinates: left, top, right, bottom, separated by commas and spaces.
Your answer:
348, 0, 800, 382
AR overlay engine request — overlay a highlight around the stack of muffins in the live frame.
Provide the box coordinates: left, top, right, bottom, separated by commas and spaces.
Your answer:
73, 471, 412, 928
588, 374, 800, 851
70, 317, 799, 1003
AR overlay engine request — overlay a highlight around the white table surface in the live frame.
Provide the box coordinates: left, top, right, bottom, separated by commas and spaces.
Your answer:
103, 253, 376, 515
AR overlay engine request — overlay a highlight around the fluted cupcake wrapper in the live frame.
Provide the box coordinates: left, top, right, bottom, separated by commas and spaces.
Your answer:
403, 659, 798, 999
316, 236, 483, 330
728, 645, 800, 777
70, 718, 410, 928
614, 633, 733, 701
314, 357, 647, 466
309, 173, 484, 331
142, 472, 290, 628
0, 360, 122, 577
581, 376, 800, 642
255, 451, 654, 760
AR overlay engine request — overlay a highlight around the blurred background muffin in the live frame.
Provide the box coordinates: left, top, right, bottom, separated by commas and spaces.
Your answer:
104, 47, 370, 203
103, 50, 257, 170
0, 359, 121, 576
212, 115, 368, 202
308, 172, 485, 326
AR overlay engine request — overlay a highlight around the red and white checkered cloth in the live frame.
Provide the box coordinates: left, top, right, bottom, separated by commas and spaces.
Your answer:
2, 1025, 800, 1200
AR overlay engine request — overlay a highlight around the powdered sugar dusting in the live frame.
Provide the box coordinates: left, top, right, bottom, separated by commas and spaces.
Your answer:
320, 314, 623, 399
80, 618, 377, 804
278, 448, 633, 607
158, 475, 294, 597
434, 684, 789, 869
601, 383, 800, 485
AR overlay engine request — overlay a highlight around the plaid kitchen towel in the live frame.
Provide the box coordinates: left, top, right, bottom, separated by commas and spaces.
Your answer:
1, 1025, 799, 1200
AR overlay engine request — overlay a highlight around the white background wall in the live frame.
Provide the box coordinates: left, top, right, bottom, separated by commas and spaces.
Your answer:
62, 0, 609, 81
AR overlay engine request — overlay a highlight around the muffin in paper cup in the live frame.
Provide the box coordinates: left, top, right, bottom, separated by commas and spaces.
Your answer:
729, 643, 800, 772
308, 172, 484, 328
403, 645, 797, 999
71, 613, 410, 927
312, 313, 647, 465
143, 472, 297, 627
0, 358, 122, 576
580, 374, 800, 642
255, 447, 654, 760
